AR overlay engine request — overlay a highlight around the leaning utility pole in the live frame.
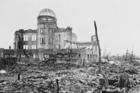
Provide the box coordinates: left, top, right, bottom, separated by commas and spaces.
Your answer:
94, 21, 108, 88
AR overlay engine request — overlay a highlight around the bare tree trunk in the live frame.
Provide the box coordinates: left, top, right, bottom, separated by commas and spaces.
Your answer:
94, 21, 101, 72
94, 21, 108, 88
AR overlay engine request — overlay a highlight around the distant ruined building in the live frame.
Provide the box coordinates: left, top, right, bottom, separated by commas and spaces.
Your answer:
12, 8, 98, 62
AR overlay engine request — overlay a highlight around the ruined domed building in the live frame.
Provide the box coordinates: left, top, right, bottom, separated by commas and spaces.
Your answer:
13, 8, 98, 62
15, 8, 77, 50
37, 9, 77, 49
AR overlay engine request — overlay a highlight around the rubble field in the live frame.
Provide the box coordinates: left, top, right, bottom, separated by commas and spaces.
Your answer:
0, 61, 140, 93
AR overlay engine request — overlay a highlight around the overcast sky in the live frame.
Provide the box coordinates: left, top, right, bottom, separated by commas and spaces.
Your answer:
0, 0, 140, 56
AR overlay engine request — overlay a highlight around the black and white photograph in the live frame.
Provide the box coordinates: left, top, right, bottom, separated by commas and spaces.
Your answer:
0, 0, 140, 93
